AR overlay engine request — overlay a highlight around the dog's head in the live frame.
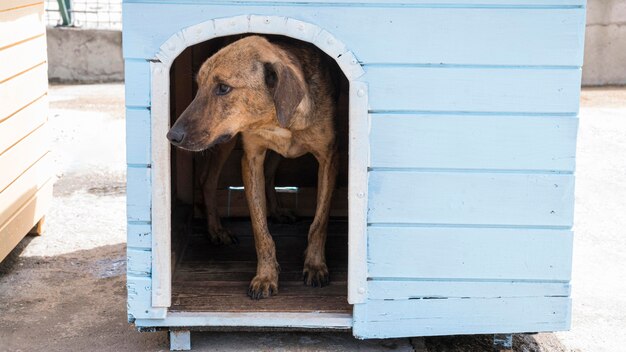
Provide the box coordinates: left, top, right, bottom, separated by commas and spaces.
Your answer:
166, 36, 307, 151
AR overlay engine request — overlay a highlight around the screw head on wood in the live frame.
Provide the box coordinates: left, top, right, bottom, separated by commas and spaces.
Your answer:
358, 287, 365, 294
357, 89, 365, 97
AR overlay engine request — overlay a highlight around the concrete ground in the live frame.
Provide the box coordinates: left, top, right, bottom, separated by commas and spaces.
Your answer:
0, 84, 624, 351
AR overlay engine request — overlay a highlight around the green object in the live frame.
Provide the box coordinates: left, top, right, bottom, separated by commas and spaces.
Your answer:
56, 0, 73, 26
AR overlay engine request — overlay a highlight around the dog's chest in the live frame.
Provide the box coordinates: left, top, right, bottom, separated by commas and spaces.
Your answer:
252, 127, 308, 158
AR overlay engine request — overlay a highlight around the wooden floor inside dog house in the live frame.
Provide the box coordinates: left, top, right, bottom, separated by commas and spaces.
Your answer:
168, 34, 351, 315
170, 218, 351, 313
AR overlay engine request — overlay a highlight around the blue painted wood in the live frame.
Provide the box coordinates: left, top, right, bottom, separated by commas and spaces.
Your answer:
127, 222, 151, 249
127, 166, 151, 222
367, 171, 575, 227
127, 275, 167, 319
126, 108, 151, 165
122, 3, 584, 67
124, 59, 151, 107
127, 248, 152, 276
367, 280, 571, 300
365, 67, 581, 113
352, 297, 571, 338
370, 115, 578, 172
367, 227, 572, 280
125, 0, 585, 4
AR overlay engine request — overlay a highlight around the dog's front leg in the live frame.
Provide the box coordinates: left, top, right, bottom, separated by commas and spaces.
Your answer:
303, 148, 338, 287
199, 137, 238, 245
242, 143, 279, 299
265, 151, 296, 223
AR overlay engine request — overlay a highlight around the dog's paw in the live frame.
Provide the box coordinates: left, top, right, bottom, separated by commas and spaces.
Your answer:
303, 263, 330, 288
270, 208, 297, 224
247, 275, 278, 300
208, 227, 239, 246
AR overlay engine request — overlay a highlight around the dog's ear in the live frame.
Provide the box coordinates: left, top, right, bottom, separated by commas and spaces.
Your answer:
264, 62, 305, 128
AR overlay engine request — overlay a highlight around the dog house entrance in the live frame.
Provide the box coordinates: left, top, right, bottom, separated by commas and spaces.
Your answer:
167, 35, 351, 316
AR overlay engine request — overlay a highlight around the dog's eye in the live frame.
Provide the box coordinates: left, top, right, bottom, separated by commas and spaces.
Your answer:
215, 83, 232, 96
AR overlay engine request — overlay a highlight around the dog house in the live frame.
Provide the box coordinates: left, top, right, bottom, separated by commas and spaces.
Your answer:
123, 0, 585, 349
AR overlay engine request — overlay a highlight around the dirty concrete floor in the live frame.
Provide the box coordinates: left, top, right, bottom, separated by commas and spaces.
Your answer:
0, 84, 624, 352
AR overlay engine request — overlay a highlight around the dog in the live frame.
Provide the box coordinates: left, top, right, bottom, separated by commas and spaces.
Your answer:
167, 36, 338, 299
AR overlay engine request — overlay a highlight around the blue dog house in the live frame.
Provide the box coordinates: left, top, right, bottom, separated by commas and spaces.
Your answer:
124, 0, 585, 349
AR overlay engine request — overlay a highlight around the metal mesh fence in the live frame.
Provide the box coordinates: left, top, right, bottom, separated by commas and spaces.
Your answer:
45, 0, 122, 30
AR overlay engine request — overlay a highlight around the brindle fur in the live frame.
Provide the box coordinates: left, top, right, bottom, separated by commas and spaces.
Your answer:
167, 36, 338, 299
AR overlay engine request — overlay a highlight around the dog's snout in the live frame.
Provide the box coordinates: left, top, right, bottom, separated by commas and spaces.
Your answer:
214, 134, 233, 145
167, 128, 185, 145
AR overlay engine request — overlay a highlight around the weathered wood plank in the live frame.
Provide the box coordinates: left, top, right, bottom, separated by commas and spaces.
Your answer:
367, 227, 573, 280
353, 297, 571, 338
126, 166, 151, 222
122, 4, 584, 67
365, 66, 581, 113
0, 95, 47, 155
0, 34, 46, 82
128, 248, 152, 276
367, 280, 571, 300
0, 180, 51, 262
0, 124, 49, 192
0, 153, 52, 226
0, 63, 47, 120
134, 311, 353, 329
367, 171, 575, 227
127, 222, 151, 249
370, 114, 578, 171
0, 3, 44, 49
126, 108, 151, 165
150, 60, 172, 307
126, 275, 167, 319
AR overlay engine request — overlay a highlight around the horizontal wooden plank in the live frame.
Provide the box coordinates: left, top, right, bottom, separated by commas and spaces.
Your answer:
134, 311, 353, 329
128, 248, 152, 276
127, 222, 151, 249
370, 114, 578, 171
125, 59, 151, 107
0, 180, 51, 262
123, 4, 584, 67
367, 227, 572, 280
0, 63, 47, 120
126, 275, 167, 319
0, 3, 44, 49
368, 280, 571, 300
126, 108, 151, 164
0, 35, 46, 82
0, 153, 52, 226
365, 66, 581, 113
0, 0, 42, 12
353, 296, 571, 338
0, 124, 49, 192
127, 167, 152, 222
0, 95, 47, 154
367, 171, 575, 227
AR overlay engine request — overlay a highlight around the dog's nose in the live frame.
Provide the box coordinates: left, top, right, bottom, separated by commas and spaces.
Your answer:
167, 129, 185, 144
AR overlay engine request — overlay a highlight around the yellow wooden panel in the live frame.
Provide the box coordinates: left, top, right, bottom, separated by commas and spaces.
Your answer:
0, 152, 52, 226
0, 123, 49, 192
0, 180, 52, 262
0, 0, 42, 12
0, 95, 47, 154
0, 34, 46, 82
0, 63, 47, 119
0, 3, 44, 49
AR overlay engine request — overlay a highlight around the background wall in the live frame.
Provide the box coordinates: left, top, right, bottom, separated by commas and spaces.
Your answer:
582, 0, 626, 86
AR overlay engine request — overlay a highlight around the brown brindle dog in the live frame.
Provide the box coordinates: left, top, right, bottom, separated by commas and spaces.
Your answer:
166, 36, 338, 299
